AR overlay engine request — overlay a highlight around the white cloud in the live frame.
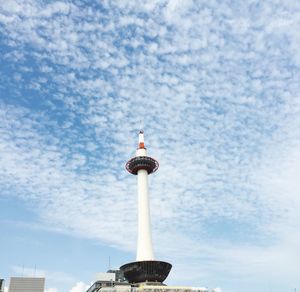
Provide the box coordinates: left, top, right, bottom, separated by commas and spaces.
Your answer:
45, 288, 59, 292
69, 282, 89, 292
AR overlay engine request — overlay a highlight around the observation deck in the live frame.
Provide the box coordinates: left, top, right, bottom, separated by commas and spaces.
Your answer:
120, 260, 172, 284
126, 156, 159, 175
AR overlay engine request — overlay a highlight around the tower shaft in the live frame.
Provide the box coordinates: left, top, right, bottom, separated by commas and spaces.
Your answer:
126, 132, 158, 261
137, 168, 154, 261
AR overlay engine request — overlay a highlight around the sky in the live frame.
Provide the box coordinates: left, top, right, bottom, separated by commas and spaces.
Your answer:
0, 0, 300, 291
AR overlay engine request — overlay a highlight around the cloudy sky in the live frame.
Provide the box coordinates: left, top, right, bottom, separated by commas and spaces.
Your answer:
1, 0, 300, 291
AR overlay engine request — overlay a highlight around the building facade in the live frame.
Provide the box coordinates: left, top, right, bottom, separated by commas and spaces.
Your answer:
0, 279, 4, 292
8, 277, 45, 292
87, 282, 209, 292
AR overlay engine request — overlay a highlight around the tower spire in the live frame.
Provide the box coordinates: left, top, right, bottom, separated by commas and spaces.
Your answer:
138, 130, 145, 149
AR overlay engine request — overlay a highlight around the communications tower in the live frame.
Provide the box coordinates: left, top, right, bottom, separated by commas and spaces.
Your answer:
120, 131, 172, 285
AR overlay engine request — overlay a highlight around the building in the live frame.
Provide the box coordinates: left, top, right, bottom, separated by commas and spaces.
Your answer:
106, 270, 127, 283
86, 271, 209, 292
87, 270, 129, 292
0, 279, 4, 292
8, 277, 45, 292
98, 286, 209, 292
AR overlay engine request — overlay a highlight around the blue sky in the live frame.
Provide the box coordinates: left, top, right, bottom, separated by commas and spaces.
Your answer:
0, 0, 300, 291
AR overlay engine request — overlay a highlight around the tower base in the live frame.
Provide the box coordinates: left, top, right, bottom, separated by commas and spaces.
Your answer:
120, 261, 172, 284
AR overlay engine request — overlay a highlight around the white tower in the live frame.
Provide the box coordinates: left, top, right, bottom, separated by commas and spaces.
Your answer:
121, 131, 171, 284
134, 130, 155, 261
